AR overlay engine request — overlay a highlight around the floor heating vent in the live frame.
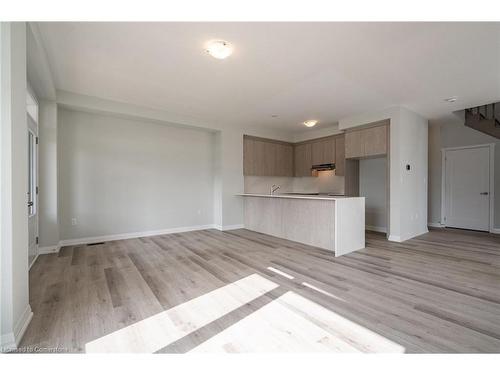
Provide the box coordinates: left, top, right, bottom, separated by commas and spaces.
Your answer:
87, 242, 105, 246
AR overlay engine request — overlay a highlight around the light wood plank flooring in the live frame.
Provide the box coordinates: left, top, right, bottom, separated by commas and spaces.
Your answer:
20, 228, 500, 353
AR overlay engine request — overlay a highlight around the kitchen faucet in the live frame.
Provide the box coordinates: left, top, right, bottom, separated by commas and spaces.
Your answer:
270, 184, 280, 195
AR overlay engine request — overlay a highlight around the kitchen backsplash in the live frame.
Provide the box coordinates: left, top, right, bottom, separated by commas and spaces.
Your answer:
244, 171, 345, 194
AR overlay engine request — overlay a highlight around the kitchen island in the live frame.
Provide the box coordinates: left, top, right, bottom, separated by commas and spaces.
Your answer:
237, 194, 365, 256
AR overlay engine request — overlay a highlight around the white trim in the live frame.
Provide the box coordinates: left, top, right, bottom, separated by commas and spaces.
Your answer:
59, 224, 216, 246
45, 224, 245, 251
0, 333, 16, 352
13, 305, 33, 346
220, 224, 245, 231
428, 222, 445, 228
389, 228, 429, 243
388, 235, 401, 242
2, 305, 34, 351
441, 143, 495, 233
38, 245, 60, 254
491, 228, 500, 234
441, 143, 496, 152
365, 225, 387, 233
29, 253, 39, 269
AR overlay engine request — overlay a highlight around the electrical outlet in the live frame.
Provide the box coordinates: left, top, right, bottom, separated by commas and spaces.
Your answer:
71, 218, 77, 226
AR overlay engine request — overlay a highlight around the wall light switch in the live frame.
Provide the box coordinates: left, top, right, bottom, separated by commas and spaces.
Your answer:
71, 218, 77, 226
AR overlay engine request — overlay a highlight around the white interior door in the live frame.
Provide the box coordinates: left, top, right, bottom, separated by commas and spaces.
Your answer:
28, 115, 39, 267
444, 146, 491, 231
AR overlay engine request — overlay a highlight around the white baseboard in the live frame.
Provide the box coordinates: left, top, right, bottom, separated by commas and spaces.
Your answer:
1, 304, 33, 351
388, 235, 401, 242
491, 228, 500, 234
220, 224, 245, 231
38, 245, 61, 254
389, 228, 429, 243
1, 332, 16, 352
14, 304, 33, 347
46, 223, 246, 250
59, 224, 216, 247
428, 222, 445, 228
365, 225, 387, 233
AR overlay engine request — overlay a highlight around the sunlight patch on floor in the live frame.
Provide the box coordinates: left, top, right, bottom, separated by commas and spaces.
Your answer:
85, 273, 279, 353
301, 282, 345, 301
267, 266, 295, 279
191, 291, 405, 353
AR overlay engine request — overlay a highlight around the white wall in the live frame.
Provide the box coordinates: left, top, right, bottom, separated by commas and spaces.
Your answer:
360, 157, 387, 232
1, 22, 32, 349
339, 107, 429, 242
58, 108, 216, 241
38, 100, 59, 249
428, 120, 500, 229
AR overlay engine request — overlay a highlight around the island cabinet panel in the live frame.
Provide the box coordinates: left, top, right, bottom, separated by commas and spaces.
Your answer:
311, 137, 336, 165
335, 136, 345, 176
294, 142, 313, 177
345, 124, 388, 159
243, 136, 294, 176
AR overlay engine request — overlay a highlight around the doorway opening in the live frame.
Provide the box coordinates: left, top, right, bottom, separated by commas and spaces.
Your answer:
27, 87, 39, 268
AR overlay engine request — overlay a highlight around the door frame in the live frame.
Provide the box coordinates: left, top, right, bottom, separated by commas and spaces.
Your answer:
27, 85, 39, 269
441, 143, 495, 232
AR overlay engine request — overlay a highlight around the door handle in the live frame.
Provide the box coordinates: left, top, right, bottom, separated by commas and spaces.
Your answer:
480, 192, 489, 195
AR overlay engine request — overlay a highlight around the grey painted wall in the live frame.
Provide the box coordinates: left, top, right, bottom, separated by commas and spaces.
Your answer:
58, 108, 216, 240
360, 157, 387, 231
428, 120, 500, 229
38, 100, 59, 248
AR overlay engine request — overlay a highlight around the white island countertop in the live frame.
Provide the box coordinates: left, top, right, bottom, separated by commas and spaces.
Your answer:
236, 193, 356, 201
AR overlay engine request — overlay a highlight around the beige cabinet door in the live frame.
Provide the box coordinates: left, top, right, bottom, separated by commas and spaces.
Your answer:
311, 140, 324, 166
244, 136, 294, 176
363, 125, 387, 157
294, 143, 312, 177
324, 137, 335, 164
335, 136, 345, 176
243, 137, 255, 176
345, 125, 387, 159
276, 143, 294, 176
345, 130, 363, 159
311, 137, 335, 165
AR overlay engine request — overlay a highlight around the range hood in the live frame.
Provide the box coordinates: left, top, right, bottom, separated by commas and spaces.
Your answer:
311, 163, 335, 171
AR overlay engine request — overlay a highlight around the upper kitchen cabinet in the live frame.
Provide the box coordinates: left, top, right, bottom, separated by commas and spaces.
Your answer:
335, 135, 345, 176
243, 135, 294, 177
311, 137, 336, 166
294, 142, 313, 177
345, 123, 388, 159
276, 142, 294, 176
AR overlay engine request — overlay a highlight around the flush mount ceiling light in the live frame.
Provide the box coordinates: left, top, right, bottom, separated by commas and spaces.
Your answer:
303, 120, 318, 128
444, 96, 458, 103
205, 40, 233, 59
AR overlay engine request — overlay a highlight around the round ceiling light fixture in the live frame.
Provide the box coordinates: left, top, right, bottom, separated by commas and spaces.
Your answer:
205, 40, 233, 59
303, 120, 318, 128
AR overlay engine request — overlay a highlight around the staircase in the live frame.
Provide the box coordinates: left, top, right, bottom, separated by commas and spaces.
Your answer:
464, 102, 500, 139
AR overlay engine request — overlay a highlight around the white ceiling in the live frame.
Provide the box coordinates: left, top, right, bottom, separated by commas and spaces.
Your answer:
37, 22, 500, 132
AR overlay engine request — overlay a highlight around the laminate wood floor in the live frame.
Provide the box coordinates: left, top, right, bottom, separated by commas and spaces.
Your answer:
20, 228, 500, 353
